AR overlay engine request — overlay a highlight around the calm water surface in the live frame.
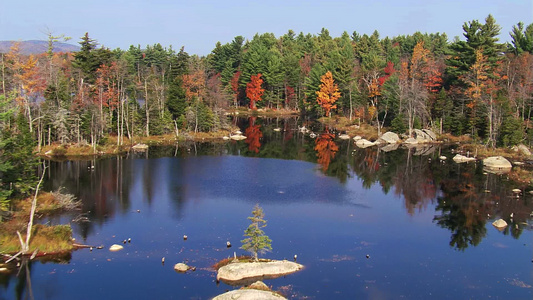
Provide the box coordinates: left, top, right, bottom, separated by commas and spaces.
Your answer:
1, 117, 532, 299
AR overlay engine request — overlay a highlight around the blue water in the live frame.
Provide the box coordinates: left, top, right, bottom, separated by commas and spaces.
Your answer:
1, 141, 532, 299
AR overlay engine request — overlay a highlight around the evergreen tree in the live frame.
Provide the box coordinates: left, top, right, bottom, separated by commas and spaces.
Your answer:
241, 204, 272, 261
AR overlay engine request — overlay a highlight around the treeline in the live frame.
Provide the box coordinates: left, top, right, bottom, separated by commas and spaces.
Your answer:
1, 15, 533, 205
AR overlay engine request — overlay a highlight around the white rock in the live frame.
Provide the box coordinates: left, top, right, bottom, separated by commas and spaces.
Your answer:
234, 130, 243, 135
452, 154, 476, 163
273, 128, 281, 132
512, 189, 521, 194
355, 139, 375, 148
483, 156, 512, 170
230, 135, 247, 141
439, 156, 447, 160
174, 263, 189, 272
217, 260, 303, 282
213, 289, 286, 300
338, 134, 350, 140
353, 135, 362, 141
377, 132, 400, 144
222, 136, 229, 140
109, 244, 124, 252
403, 137, 418, 144
516, 144, 532, 156
492, 219, 508, 229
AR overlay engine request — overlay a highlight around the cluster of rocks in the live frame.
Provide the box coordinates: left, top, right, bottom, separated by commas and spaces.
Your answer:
214, 260, 303, 300
352, 129, 438, 149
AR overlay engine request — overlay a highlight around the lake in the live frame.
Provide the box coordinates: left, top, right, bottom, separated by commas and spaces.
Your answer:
1, 117, 532, 299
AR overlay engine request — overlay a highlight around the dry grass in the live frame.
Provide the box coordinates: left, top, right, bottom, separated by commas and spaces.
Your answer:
0, 224, 73, 254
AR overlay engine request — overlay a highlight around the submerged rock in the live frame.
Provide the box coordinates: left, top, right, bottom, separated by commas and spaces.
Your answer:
492, 219, 508, 229
174, 263, 189, 272
217, 260, 303, 282
212, 289, 286, 300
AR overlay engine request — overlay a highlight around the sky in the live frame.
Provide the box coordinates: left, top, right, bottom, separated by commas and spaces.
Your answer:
1, 0, 532, 56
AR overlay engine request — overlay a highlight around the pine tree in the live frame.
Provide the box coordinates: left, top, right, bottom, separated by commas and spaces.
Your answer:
241, 204, 272, 261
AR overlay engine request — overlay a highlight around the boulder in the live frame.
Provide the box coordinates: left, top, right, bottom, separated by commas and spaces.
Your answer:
338, 134, 350, 140
213, 289, 286, 300
483, 156, 512, 170
403, 137, 418, 144
355, 139, 375, 148
109, 244, 124, 252
217, 260, 303, 282
439, 156, 447, 160
452, 154, 476, 163
377, 132, 400, 144
353, 135, 362, 141
517, 144, 532, 157
413, 129, 430, 143
492, 219, 508, 229
174, 263, 189, 272
422, 129, 437, 141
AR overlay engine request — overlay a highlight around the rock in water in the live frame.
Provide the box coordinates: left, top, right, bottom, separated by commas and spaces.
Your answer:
212, 289, 286, 300
217, 260, 303, 282
483, 156, 512, 170
492, 219, 508, 229
174, 263, 189, 272
452, 154, 476, 163
109, 244, 124, 252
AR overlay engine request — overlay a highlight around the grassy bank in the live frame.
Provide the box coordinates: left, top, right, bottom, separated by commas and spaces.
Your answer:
0, 191, 79, 256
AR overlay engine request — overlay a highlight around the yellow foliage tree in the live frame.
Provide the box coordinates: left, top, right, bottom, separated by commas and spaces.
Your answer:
316, 71, 340, 116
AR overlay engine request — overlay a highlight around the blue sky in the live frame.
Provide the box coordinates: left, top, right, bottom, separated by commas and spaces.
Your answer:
1, 0, 532, 55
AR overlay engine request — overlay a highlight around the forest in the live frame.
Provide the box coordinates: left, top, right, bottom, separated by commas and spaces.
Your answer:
1, 14, 533, 207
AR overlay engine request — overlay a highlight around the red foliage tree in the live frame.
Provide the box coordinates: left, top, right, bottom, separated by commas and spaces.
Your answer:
246, 73, 264, 109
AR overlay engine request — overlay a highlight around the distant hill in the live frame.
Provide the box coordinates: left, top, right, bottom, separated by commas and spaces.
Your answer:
0, 40, 80, 55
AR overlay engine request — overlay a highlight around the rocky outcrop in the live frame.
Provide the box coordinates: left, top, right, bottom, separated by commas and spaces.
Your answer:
377, 132, 400, 144
355, 139, 375, 148
414, 129, 431, 143
217, 260, 303, 282
213, 289, 286, 300
452, 154, 476, 163
422, 129, 437, 141
512, 144, 532, 157
483, 156, 512, 170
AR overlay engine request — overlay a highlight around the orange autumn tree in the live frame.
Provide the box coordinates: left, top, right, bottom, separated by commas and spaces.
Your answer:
246, 73, 264, 109
316, 71, 340, 116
